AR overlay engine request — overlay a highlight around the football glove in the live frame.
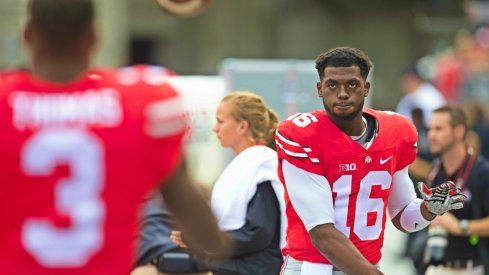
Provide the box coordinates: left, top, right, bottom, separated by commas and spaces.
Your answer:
417, 181, 466, 216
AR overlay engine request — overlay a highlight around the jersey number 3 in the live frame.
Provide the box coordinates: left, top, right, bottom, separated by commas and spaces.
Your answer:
21, 128, 105, 267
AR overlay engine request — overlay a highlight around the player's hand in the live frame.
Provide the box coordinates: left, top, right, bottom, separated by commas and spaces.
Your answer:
417, 181, 466, 215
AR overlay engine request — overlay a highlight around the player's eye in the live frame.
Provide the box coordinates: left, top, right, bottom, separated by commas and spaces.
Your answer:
327, 83, 336, 89
348, 82, 358, 89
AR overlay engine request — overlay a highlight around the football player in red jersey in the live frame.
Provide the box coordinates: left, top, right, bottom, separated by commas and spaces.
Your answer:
275, 47, 466, 275
0, 0, 228, 274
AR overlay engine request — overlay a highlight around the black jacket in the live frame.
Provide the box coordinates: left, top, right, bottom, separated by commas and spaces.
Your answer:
134, 192, 182, 266
431, 155, 489, 270
208, 181, 283, 275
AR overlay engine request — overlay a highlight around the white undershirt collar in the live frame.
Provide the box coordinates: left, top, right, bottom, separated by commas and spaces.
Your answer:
350, 116, 368, 141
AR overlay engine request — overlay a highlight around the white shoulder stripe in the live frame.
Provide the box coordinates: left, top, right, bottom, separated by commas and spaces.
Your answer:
276, 140, 308, 158
276, 138, 321, 164
276, 131, 301, 147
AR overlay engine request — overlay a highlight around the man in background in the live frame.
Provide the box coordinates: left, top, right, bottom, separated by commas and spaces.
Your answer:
423, 106, 489, 275
0, 0, 228, 274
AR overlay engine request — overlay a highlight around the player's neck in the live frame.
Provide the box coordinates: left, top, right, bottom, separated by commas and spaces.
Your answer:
332, 115, 366, 137
441, 143, 467, 176
32, 56, 90, 83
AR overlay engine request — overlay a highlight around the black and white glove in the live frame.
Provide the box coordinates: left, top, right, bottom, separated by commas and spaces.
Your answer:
417, 181, 466, 216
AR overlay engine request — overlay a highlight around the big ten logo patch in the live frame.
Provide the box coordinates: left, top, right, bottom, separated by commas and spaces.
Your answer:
339, 163, 357, 172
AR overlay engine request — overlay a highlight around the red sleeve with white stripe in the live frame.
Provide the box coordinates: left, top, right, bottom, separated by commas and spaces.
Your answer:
275, 115, 323, 175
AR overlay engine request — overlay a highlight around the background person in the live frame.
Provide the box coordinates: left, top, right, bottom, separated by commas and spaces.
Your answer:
172, 91, 286, 275
422, 106, 489, 275
275, 46, 465, 275
396, 62, 446, 127
0, 1, 229, 274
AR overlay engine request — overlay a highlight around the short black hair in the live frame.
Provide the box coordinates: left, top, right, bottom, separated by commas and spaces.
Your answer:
27, 0, 94, 42
315, 47, 372, 80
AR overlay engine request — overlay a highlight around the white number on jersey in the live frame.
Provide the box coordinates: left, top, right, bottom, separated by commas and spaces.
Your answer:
21, 128, 105, 267
332, 171, 392, 240
287, 113, 318, 128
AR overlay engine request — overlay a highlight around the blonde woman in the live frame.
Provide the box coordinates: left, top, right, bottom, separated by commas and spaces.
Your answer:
172, 91, 286, 275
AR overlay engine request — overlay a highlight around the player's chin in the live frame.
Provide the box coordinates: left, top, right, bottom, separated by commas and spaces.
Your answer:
333, 109, 356, 121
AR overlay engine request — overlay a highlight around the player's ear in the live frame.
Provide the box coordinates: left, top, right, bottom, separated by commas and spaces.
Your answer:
363, 81, 370, 97
316, 82, 322, 98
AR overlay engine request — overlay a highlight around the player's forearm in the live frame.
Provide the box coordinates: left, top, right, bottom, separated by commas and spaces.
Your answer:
392, 199, 434, 233
420, 202, 437, 221
309, 224, 383, 275
165, 184, 231, 258
161, 159, 232, 258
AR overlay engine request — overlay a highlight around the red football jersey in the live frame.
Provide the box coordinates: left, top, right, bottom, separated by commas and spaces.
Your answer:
276, 108, 417, 265
0, 66, 186, 275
